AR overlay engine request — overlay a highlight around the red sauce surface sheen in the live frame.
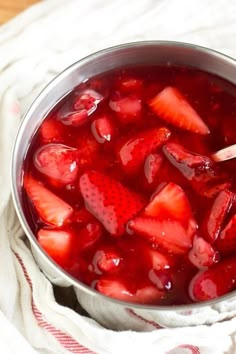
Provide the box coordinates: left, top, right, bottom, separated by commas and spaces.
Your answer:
22, 65, 236, 306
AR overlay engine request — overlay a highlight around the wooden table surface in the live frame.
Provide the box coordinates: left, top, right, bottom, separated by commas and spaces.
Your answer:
0, 0, 39, 25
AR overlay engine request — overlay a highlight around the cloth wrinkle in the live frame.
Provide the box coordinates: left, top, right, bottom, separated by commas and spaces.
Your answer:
0, 0, 236, 353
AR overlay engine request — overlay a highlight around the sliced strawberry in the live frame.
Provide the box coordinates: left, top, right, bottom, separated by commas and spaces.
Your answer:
38, 228, 74, 267
95, 278, 134, 302
203, 182, 232, 199
216, 215, 236, 254
148, 269, 172, 291
79, 171, 145, 237
58, 110, 88, 127
188, 235, 219, 269
210, 82, 223, 93
134, 285, 164, 304
24, 175, 73, 227
77, 222, 102, 252
189, 257, 236, 301
40, 117, 63, 144
96, 279, 162, 304
76, 131, 100, 167
58, 89, 103, 127
128, 217, 193, 254
144, 153, 163, 185
84, 78, 109, 98
148, 249, 171, 270
92, 248, 122, 273
109, 94, 142, 124
117, 127, 171, 175
202, 190, 233, 243
163, 142, 213, 180
118, 77, 143, 93
91, 115, 116, 143
149, 86, 210, 135
144, 182, 196, 228
34, 144, 79, 185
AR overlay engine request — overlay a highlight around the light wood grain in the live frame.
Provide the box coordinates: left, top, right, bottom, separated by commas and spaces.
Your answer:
0, 0, 39, 25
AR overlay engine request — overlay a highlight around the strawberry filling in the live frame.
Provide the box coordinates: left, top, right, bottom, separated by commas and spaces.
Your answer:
188, 235, 219, 269
22, 64, 236, 306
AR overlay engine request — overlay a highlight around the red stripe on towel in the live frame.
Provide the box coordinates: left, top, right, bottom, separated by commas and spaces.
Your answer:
15, 252, 94, 354
180, 345, 200, 354
126, 308, 163, 329
167, 344, 200, 354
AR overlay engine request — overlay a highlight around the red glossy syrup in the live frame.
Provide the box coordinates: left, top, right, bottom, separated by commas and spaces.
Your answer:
22, 65, 236, 306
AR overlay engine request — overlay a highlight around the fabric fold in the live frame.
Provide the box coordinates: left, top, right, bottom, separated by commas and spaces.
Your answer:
1, 0, 236, 353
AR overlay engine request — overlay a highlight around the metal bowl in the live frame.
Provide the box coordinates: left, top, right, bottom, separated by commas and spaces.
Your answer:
11, 41, 236, 331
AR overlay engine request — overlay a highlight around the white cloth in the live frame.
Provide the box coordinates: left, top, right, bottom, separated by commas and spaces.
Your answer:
1, 0, 236, 353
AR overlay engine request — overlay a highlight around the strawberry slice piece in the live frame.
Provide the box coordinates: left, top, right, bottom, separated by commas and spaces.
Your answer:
188, 235, 219, 269
144, 182, 195, 227
134, 285, 164, 304
109, 94, 142, 124
91, 115, 116, 143
77, 222, 102, 252
148, 269, 172, 291
92, 248, 122, 273
216, 215, 236, 254
40, 118, 64, 144
117, 127, 171, 175
95, 278, 134, 302
202, 190, 233, 243
189, 257, 236, 301
149, 86, 210, 135
148, 249, 171, 270
58, 110, 88, 127
144, 153, 163, 185
118, 77, 143, 93
128, 217, 193, 254
222, 115, 236, 145
79, 171, 145, 236
203, 182, 232, 199
163, 142, 213, 180
58, 89, 103, 127
24, 175, 73, 227
96, 279, 163, 304
38, 228, 75, 267
34, 144, 79, 185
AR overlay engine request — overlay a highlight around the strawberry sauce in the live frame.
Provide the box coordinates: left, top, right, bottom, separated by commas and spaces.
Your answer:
22, 65, 236, 305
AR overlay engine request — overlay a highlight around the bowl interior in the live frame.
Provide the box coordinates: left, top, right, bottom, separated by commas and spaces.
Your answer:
11, 41, 236, 311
